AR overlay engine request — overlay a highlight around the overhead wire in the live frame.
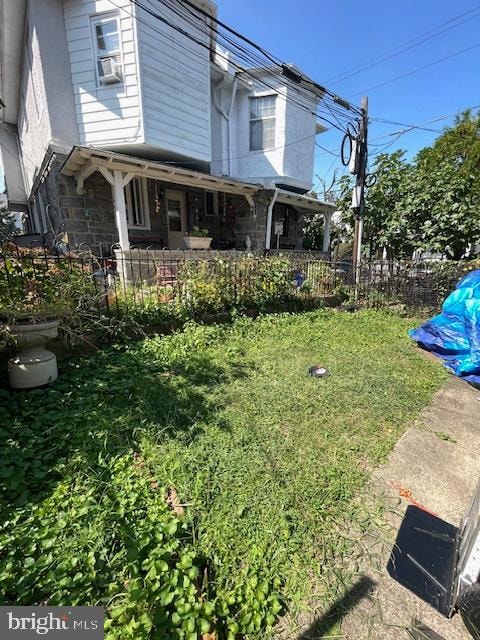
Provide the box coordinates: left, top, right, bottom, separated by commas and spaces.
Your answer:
370, 103, 480, 140
132, 0, 354, 130
349, 41, 480, 98
154, 0, 362, 120
168, 0, 362, 113
109, 0, 359, 135
325, 5, 480, 86
110, 0, 323, 121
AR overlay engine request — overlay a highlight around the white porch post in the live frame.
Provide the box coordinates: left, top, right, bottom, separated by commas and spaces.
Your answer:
322, 211, 332, 253
113, 169, 130, 250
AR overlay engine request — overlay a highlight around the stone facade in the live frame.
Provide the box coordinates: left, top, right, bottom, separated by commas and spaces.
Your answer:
31, 152, 306, 255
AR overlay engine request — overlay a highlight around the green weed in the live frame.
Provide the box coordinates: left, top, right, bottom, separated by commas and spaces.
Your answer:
0, 310, 446, 638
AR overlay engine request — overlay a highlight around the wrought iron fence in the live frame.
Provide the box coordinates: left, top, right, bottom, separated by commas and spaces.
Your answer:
0, 242, 474, 328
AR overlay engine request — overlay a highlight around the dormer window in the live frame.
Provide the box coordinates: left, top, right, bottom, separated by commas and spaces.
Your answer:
249, 95, 276, 151
91, 14, 123, 85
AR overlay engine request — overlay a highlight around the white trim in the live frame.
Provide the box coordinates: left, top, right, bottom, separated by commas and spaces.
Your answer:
125, 176, 150, 230
130, 1, 145, 145
62, 146, 261, 196
90, 11, 124, 89
265, 188, 278, 250
113, 168, 130, 250
249, 94, 277, 152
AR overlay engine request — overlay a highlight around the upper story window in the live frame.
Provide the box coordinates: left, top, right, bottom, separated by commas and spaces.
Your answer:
249, 95, 276, 151
91, 14, 123, 85
125, 178, 150, 229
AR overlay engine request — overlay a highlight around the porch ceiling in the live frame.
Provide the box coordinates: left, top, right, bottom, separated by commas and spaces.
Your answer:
61, 146, 262, 197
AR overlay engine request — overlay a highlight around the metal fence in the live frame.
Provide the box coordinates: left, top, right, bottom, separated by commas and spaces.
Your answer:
0, 243, 472, 324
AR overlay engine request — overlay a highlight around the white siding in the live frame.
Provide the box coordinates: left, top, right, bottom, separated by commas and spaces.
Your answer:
212, 73, 320, 191
136, 2, 212, 162
282, 85, 318, 189
17, 5, 53, 192
229, 78, 287, 186
63, 0, 143, 147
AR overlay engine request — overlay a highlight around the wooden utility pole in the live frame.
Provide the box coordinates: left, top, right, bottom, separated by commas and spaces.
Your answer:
352, 96, 368, 289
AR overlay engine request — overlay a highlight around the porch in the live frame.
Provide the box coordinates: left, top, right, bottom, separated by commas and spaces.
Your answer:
60, 146, 334, 255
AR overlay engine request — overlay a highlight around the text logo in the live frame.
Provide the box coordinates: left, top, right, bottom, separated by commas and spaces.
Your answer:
0, 607, 104, 639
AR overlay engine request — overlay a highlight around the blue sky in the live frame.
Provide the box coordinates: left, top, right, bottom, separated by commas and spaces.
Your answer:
216, 0, 480, 193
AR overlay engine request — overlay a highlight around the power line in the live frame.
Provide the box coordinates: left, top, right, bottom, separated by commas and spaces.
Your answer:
315, 142, 341, 158
167, 0, 361, 113
165, 0, 360, 124
111, 0, 355, 134
325, 4, 480, 85
371, 103, 480, 140
349, 41, 480, 98
371, 118, 441, 134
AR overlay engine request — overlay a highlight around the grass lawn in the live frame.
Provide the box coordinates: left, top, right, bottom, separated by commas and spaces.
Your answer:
0, 309, 446, 639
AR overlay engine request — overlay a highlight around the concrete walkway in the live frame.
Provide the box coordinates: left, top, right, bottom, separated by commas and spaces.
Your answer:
340, 375, 480, 640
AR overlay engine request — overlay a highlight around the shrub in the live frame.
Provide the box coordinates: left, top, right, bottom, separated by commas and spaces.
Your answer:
0, 251, 96, 323
176, 255, 296, 313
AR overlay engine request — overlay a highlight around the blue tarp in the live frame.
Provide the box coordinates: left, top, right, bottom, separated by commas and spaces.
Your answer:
409, 269, 480, 386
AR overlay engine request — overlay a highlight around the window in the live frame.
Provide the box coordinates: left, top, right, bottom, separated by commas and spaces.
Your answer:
167, 199, 182, 232
91, 14, 123, 85
204, 191, 218, 217
125, 178, 150, 229
249, 95, 276, 151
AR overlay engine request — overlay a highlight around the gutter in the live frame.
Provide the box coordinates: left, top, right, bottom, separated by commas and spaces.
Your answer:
265, 188, 278, 250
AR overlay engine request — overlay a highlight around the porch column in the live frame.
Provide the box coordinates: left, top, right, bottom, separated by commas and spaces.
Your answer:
323, 211, 332, 253
113, 169, 130, 250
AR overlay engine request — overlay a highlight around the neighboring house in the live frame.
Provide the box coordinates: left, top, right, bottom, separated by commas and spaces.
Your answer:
0, 0, 334, 256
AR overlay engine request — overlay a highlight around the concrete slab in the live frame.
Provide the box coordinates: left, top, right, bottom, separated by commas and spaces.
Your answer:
338, 375, 480, 640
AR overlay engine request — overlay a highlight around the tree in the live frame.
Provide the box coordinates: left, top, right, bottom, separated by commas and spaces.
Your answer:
336, 150, 413, 257
402, 111, 480, 259
0, 195, 16, 243
334, 111, 480, 260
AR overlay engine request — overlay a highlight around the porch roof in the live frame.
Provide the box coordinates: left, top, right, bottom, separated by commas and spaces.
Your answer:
61, 146, 262, 197
276, 189, 335, 214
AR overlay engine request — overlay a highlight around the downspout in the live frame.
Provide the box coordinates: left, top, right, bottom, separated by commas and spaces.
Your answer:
265, 188, 278, 250
226, 77, 238, 175
212, 76, 238, 175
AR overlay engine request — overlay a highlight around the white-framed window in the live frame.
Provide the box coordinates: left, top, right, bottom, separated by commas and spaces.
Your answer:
125, 177, 150, 229
249, 95, 276, 151
90, 13, 123, 86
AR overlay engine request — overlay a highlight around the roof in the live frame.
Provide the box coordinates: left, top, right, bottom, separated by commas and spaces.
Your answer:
61, 146, 334, 213
276, 189, 334, 213
61, 147, 262, 196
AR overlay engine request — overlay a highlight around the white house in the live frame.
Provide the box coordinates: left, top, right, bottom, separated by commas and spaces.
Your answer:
0, 0, 334, 253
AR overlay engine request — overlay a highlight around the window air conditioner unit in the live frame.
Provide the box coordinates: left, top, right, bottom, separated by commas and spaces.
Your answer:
98, 58, 122, 84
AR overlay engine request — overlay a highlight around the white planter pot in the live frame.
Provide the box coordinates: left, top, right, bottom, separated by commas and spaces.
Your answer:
7, 319, 59, 389
183, 236, 212, 250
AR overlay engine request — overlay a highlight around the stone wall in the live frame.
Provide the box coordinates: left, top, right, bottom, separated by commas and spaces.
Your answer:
34, 153, 119, 253
32, 154, 303, 255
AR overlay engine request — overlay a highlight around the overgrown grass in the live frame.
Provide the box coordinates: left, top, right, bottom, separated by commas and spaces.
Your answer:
0, 310, 446, 638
